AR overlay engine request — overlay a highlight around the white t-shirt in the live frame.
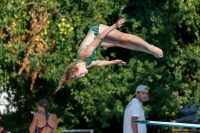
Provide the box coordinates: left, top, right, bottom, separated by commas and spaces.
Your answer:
123, 98, 147, 133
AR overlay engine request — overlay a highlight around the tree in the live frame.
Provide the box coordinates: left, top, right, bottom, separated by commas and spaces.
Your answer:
0, 0, 200, 132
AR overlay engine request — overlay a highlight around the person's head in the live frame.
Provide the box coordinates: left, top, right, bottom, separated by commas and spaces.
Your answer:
38, 99, 49, 113
38, 99, 50, 120
134, 85, 149, 103
75, 62, 88, 78
54, 62, 88, 94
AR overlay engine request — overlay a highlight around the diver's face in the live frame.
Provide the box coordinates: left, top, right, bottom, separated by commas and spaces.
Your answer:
75, 63, 88, 78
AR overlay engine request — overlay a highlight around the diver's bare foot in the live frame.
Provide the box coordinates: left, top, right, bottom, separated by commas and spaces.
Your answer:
149, 45, 163, 58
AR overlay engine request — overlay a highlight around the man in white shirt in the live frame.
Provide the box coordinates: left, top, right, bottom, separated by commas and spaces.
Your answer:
123, 85, 149, 133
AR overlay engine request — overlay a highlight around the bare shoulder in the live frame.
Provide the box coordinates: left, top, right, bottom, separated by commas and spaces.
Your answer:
34, 112, 42, 118
50, 113, 58, 119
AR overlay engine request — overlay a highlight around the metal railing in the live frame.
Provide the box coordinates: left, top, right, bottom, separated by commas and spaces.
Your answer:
62, 129, 94, 133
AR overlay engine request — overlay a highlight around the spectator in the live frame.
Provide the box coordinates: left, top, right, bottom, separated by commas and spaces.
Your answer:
29, 99, 58, 133
123, 85, 149, 133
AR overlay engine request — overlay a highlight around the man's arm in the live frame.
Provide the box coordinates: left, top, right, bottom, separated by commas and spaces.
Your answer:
86, 59, 126, 68
132, 116, 139, 133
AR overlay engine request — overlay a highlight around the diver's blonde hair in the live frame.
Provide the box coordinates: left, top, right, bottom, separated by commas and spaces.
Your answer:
53, 62, 78, 94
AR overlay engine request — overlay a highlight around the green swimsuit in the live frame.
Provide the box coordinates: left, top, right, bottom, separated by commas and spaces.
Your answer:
77, 24, 104, 66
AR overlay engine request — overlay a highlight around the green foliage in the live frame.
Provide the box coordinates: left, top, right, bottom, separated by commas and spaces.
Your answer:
0, 0, 200, 133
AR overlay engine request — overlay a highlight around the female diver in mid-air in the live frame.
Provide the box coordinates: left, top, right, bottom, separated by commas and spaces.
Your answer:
55, 18, 163, 93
